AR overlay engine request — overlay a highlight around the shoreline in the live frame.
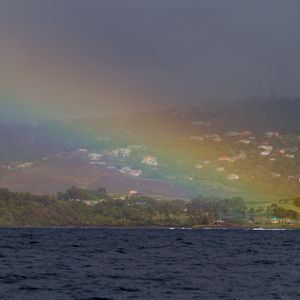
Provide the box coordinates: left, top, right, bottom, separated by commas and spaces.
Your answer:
0, 224, 299, 230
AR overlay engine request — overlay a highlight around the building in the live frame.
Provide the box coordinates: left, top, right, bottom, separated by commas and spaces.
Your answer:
258, 145, 273, 152
218, 156, 232, 162
265, 131, 280, 138
88, 153, 102, 161
259, 145, 273, 156
260, 151, 271, 156
142, 156, 158, 166
227, 174, 239, 180
238, 139, 250, 144
120, 167, 142, 177
128, 190, 140, 197
130, 169, 142, 177
16, 162, 33, 169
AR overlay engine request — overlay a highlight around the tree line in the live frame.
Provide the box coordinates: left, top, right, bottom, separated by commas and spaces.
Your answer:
0, 187, 298, 227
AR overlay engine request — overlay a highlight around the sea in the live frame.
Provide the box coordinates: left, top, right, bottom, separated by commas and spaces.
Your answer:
0, 228, 299, 300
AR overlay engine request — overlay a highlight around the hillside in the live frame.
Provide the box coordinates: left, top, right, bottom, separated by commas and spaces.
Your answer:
1, 98, 300, 203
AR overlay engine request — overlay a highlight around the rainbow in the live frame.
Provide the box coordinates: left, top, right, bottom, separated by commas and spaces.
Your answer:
0, 36, 298, 204
0, 92, 290, 204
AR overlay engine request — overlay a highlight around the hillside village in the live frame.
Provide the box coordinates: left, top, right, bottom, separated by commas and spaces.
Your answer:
67, 130, 300, 184
1, 100, 300, 204
53, 126, 300, 202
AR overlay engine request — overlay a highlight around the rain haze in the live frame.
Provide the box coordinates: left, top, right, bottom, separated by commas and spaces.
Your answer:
0, 0, 300, 117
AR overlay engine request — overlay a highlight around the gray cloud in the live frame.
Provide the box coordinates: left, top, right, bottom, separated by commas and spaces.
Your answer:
1, 0, 300, 111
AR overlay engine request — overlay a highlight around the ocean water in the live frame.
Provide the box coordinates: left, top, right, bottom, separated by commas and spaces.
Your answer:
0, 228, 299, 300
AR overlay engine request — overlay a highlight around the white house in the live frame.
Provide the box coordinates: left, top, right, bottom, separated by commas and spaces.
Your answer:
142, 156, 158, 166
227, 174, 239, 180
88, 153, 102, 161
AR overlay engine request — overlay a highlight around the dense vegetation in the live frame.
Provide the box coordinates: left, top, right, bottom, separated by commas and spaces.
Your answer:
0, 187, 298, 227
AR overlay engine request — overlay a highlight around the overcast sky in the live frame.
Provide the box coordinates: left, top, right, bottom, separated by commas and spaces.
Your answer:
0, 0, 300, 116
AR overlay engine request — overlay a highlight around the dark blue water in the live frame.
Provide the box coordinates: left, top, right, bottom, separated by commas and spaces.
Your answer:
0, 228, 299, 300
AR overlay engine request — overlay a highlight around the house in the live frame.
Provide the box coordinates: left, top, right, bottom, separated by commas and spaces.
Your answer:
218, 156, 232, 162
16, 162, 33, 169
120, 167, 142, 177
142, 155, 158, 166
238, 139, 250, 144
119, 148, 132, 157
215, 167, 225, 172
195, 164, 203, 169
88, 153, 102, 161
227, 174, 239, 180
83, 200, 99, 206
215, 219, 225, 224
128, 190, 140, 197
258, 145, 273, 152
271, 217, 295, 224
260, 151, 271, 156
265, 131, 280, 138
109, 147, 132, 158
258, 145, 273, 156
130, 169, 142, 177
285, 154, 295, 159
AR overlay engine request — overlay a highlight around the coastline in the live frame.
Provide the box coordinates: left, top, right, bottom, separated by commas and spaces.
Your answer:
0, 224, 299, 230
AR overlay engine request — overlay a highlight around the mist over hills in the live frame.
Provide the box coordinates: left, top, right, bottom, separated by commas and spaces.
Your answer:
189, 97, 300, 133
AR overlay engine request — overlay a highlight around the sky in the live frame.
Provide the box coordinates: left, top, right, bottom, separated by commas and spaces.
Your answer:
1, 0, 300, 118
